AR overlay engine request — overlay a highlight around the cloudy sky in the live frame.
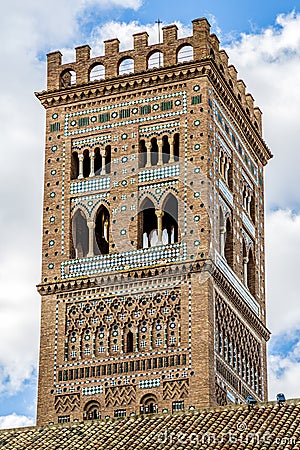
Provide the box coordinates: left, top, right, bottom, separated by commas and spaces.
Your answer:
0, 0, 300, 429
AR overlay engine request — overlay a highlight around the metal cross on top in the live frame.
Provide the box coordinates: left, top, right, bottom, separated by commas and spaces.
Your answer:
155, 18, 162, 44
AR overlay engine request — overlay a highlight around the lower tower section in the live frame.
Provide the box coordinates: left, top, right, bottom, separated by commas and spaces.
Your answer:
37, 260, 268, 425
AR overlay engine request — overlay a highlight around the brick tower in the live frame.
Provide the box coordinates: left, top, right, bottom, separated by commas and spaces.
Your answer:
35, 18, 272, 425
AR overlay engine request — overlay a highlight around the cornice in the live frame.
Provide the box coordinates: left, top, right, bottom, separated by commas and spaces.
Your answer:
37, 258, 270, 341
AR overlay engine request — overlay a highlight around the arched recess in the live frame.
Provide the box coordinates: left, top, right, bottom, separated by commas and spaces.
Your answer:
89, 64, 105, 82
224, 217, 233, 269
138, 197, 157, 249
162, 194, 178, 245
83, 400, 101, 420
177, 44, 194, 63
94, 205, 110, 255
125, 330, 134, 353
247, 248, 256, 297
147, 51, 164, 69
72, 209, 89, 258
140, 394, 158, 414
83, 149, 90, 178
118, 57, 134, 75
60, 69, 76, 88
250, 196, 255, 223
71, 151, 79, 179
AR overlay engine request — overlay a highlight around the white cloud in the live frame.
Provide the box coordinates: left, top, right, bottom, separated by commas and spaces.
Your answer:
265, 209, 300, 399
0, 414, 34, 430
89, 20, 192, 55
225, 11, 300, 210
265, 209, 300, 335
268, 343, 300, 400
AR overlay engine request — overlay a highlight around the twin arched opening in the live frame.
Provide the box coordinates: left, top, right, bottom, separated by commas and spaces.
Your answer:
138, 194, 178, 249
71, 205, 110, 258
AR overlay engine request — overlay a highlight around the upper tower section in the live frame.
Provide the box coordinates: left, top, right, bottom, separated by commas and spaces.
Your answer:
38, 18, 268, 146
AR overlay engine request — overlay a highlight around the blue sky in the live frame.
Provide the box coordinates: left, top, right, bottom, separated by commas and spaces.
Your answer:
0, 0, 300, 429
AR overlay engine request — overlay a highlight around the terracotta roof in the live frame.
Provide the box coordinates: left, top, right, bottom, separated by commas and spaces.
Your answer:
1, 399, 300, 449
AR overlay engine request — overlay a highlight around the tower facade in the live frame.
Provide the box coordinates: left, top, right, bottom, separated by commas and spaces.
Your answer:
36, 18, 272, 425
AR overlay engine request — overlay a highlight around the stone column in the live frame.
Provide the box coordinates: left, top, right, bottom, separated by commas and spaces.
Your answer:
243, 189, 248, 209
89, 151, 95, 177
243, 256, 249, 286
103, 218, 109, 241
169, 139, 175, 163
247, 193, 252, 215
225, 161, 230, 184
145, 140, 152, 167
220, 154, 225, 178
87, 221, 95, 257
100, 150, 106, 175
78, 154, 84, 179
155, 210, 164, 245
220, 225, 226, 258
157, 139, 163, 166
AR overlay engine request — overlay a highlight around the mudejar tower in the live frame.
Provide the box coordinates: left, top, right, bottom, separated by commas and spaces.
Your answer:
35, 18, 272, 425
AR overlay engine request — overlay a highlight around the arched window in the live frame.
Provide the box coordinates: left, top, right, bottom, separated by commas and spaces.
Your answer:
83, 149, 90, 178
248, 248, 256, 297
94, 145, 111, 175
84, 401, 101, 421
140, 394, 158, 415
150, 137, 158, 166
138, 198, 157, 249
71, 152, 79, 179
177, 45, 193, 63
94, 147, 102, 175
89, 64, 105, 82
162, 135, 170, 164
173, 133, 180, 161
118, 58, 134, 75
94, 205, 110, 255
162, 194, 178, 245
72, 209, 89, 258
147, 51, 164, 69
224, 218, 233, 269
139, 140, 147, 168
105, 145, 111, 174
60, 69, 76, 88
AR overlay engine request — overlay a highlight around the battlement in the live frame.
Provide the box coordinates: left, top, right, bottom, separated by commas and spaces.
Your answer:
45, 18, 262, 133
